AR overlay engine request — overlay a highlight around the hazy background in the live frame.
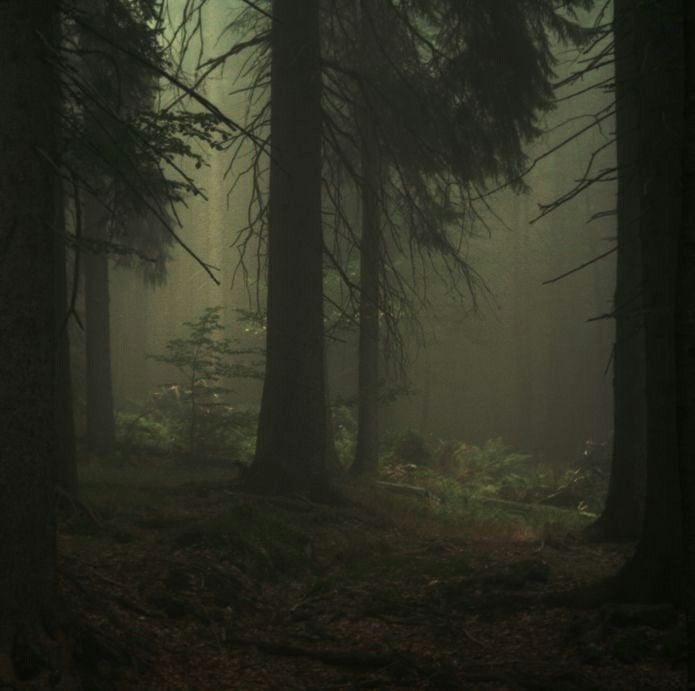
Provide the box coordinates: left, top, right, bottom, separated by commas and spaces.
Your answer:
88, 5, 615, 469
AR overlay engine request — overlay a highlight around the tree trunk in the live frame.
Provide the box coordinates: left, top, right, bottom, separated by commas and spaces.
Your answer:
84, 194, 116, 457
0, 0, 66, 684
352, 0, 382, 477
677, 0, 695, 680
589, 0, 646, 541
614, 0, 685, 603
510, 193, 530, 451
250, 0, 327, 497
55, 183, 78, 495
325, 346, 342, 473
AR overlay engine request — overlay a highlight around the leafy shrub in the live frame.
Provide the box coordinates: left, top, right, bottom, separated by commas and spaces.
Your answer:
116, 412, 174, 452
117, 386, 259, 463
443, 438, 551, 502
380, 432, 605, 513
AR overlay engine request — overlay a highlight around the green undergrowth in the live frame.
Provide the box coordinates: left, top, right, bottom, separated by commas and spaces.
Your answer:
62, 459, 593, 593
345, 479, 592, 545
380, 432, 608, 516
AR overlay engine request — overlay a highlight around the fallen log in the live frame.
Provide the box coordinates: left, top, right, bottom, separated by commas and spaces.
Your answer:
479, 496, 597, 518
375, 481, 431, 500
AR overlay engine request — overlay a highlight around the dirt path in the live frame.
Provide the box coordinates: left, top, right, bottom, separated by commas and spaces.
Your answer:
59, 471, 686, 689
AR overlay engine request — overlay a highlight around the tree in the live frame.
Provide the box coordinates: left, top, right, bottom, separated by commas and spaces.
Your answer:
219, 0, 594, 486
351, 0, 383, 476
73, 0, 164, 457
332, 0, 596, 475
613, 0, 684, 603
55, 183, 79, 496
588, 0, 646, 541
64, 0, 217, 459
248, 0, 327, 497
150, 307, 261, 457
84, 193, 118, 455
0, 0, 69, 684
677, 1, 695, 680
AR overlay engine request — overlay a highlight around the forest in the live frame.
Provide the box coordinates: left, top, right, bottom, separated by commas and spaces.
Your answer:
0, 0, 694, 688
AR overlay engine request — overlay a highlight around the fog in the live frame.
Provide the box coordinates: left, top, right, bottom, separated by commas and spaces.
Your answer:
9, 0, 695, 687
101, 29, 615, 470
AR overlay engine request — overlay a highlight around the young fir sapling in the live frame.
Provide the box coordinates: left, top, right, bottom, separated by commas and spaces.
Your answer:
148, 307, 262, 457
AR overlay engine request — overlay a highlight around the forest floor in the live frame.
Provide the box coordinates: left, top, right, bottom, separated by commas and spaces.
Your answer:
59, 460, 686, 690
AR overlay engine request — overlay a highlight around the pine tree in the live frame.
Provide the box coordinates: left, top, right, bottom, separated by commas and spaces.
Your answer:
249, 0, 327, 496
589, 0, 647, 541
613, 0, 685, 603
0, 1, 70, 684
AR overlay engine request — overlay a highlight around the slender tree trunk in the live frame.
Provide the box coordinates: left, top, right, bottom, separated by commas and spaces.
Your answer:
419, 350, 432, 436
510, 193, 529, 451
85, 194, 116, 457
615, 0, 685, 603
589, 0, 646, 541
0, 1, 67, 684
325, 345, 341, 472
251, 0, 327, 497
55, 183, 79, 495
352, 0, 382, 477
677, 0, 695, 680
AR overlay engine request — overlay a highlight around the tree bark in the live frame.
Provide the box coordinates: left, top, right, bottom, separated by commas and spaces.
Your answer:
250, 0, 327, 497
84, 194, 116, 457
352, 0, 382, 477
0, 0, 65, 683
677, 0, 695, 680
589, 0, 646, 541
614, 0, 685, 603
352, 17, 382, 476
55, 183, 79, 495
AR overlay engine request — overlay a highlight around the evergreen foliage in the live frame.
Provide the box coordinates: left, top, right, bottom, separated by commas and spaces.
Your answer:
148, 307, 262, 457
59, 0, 230, 280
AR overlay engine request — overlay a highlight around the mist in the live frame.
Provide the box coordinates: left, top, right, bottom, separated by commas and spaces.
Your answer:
2, 0, 694, 688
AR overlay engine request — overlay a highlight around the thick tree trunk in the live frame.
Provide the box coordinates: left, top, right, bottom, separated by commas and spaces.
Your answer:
589, 0, 646, 541
251, 0, 327, 497
352, 0, 382, 477
55, 184, 78, 495
615, 0, 684, 603
0, 0, 66, 684
677, 0, 695, 680
84, 194, 116, 457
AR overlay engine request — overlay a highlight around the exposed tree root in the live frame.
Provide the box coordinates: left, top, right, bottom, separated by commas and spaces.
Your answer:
0, 619, 77, 690
56, 486, 101, 527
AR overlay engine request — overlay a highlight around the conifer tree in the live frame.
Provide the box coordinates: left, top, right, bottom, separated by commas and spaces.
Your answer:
0, 1, 69, 684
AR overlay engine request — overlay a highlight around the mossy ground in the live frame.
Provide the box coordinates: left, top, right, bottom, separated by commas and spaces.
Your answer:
60, 460, 685, 689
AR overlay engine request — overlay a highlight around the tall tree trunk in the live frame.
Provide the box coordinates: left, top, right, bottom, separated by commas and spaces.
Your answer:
615, 0, 685, 603
589, 0, 646, 541
0, 0, 65, 683
250, 0, 327, 497
85, 194, 116, 457
510, 193, 530, 451
55, 183, 78, 495
352, 0, 382, 477
325, 345, 342, 472
677, 0, 695, 679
